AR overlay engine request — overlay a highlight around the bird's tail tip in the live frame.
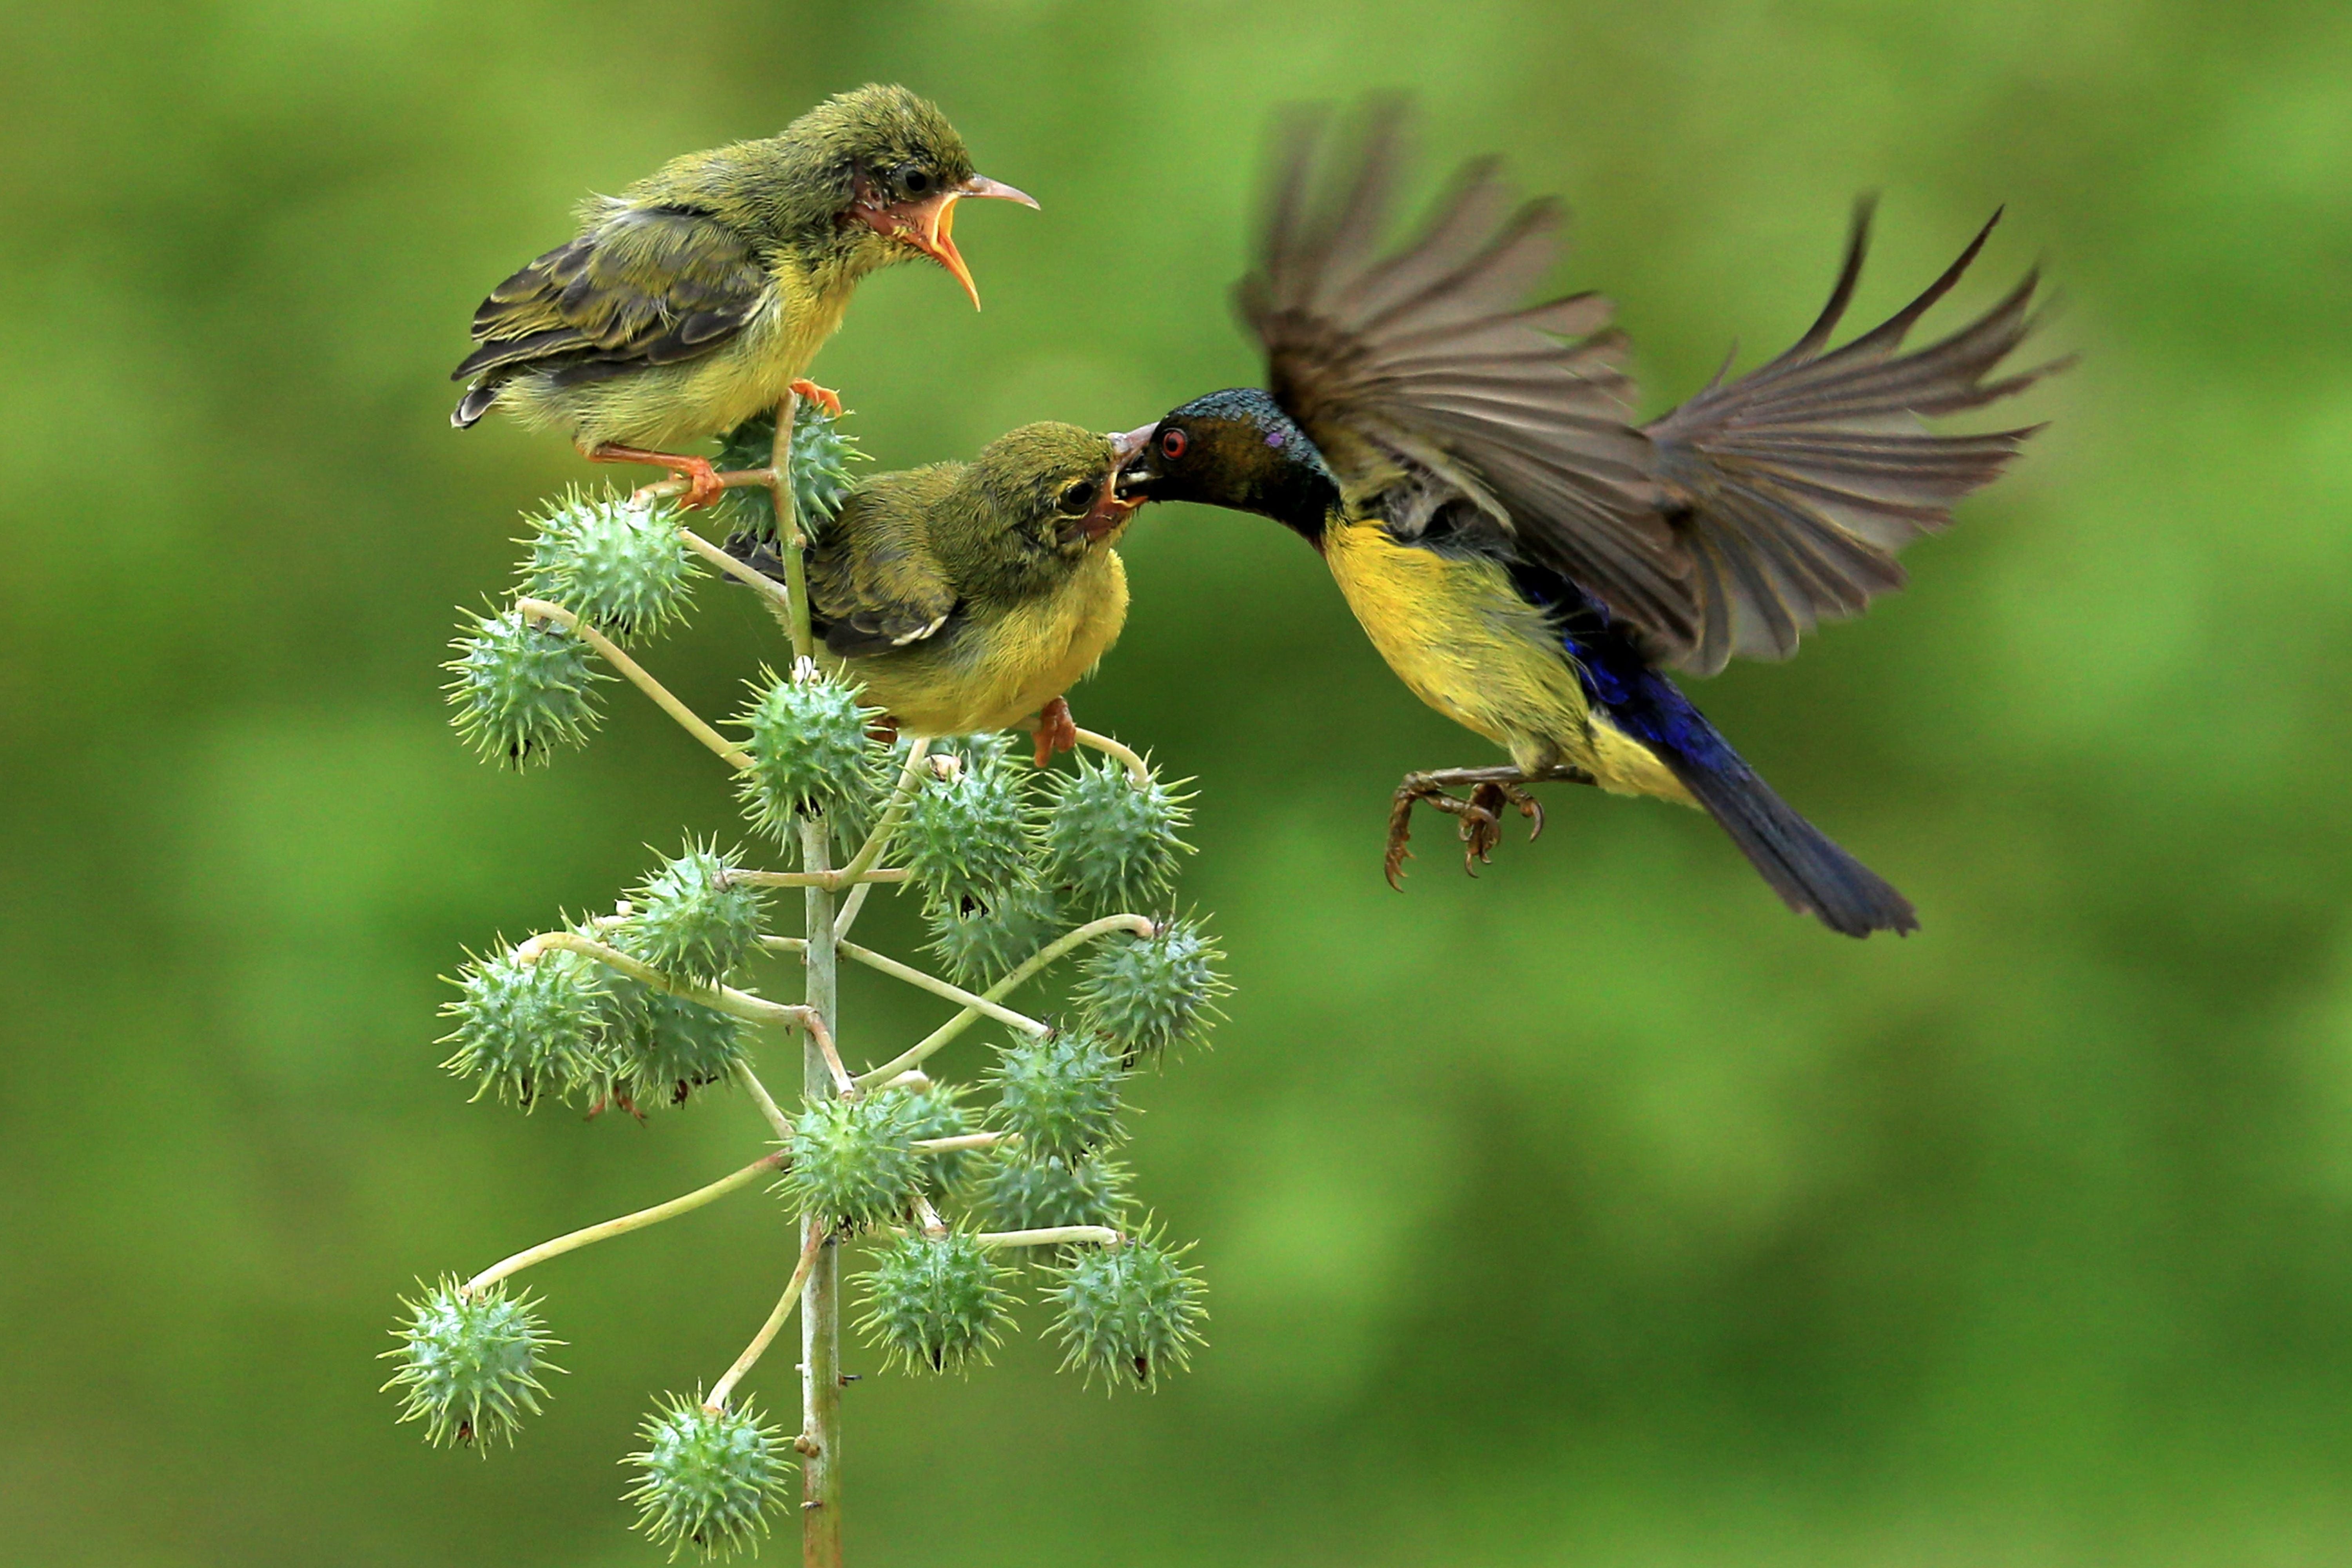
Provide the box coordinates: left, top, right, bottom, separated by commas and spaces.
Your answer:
1672, 757, 1917, 938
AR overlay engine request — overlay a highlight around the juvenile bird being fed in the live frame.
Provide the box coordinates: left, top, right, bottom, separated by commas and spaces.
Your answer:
1117, 105, 2066, 936
451, 83, 1034, 507
742, 423, 1146, 765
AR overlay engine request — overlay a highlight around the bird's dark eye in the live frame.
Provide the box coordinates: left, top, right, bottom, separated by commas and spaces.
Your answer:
1160, 428, 1188, 460
900, 165, 933, 196
1057, 479, 1100, 515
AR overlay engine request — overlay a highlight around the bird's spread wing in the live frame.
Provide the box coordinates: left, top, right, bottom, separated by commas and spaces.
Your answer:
1236, 104, 1695, 645
452, 201, 768, 396
808, 483, 960, 658
1644, 201, 2066, 675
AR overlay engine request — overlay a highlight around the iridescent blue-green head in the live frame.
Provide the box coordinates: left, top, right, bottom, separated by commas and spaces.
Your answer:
1113, 388, 1341, 543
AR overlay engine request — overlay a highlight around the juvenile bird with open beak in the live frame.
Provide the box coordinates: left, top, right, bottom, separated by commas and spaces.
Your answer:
742, 424, 1147, 765
452, 83, 1034, 507
1116, 105, 2064, 936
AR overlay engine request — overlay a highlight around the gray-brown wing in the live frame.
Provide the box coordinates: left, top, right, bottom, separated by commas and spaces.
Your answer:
807, 475, 961, 658
451, 201, 768, 421
1236, 103, 1696, 645
1645, 201, 2067, 675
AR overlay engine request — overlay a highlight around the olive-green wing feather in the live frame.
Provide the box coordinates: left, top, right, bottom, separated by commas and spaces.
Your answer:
1236, 103, 1695, 646
808, 470, 962, 657
1644, 201, 2066, 675
451, 201, 768, 422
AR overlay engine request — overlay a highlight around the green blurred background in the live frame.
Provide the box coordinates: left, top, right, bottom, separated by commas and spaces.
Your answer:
6, 0, 2352, 1562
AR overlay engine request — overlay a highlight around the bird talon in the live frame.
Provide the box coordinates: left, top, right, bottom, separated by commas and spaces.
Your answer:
789, 379, 845, 417
1032, 696, 1078, 768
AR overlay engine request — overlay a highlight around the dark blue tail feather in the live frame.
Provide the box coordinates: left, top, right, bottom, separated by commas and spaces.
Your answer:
1519, 567, 1916, 937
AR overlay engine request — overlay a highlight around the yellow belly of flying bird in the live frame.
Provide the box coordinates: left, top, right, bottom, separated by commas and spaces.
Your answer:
1319, 520, 1691, 802
824, 550, 1131, 737
494, 254, 857, 451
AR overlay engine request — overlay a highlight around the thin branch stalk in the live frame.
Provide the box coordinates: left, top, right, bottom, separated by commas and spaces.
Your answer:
1071, 727, 1150, 786
463, 1152, 785, 1295
733, 867, 908, 890
735, 1059, 794, 1142
973, 1225, 1122, 1249
515, 931, 811, 1029
836, 939, 1051, 1037
852, 914, 1158, 1090
514, 598, 751, 770
706, 1224, 826, 1412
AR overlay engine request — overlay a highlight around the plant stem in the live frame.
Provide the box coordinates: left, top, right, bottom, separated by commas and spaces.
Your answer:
516, 931, 810, 1029
851, 915, 1158, 1089
973, 1226, 1122, 1249
706, 1223, 826, 1412
513, 598, 751, 770
462, 1152, 785, 1295
835, 939, 1052, 1037
1071, 727, 1151, 787
774, 389, 845, 1568
771, 392, 815, 668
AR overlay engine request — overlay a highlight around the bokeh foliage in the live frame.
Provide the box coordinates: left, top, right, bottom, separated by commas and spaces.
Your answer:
4, 1, 2352, 1564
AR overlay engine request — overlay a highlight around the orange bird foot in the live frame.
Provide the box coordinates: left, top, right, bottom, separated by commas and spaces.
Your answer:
587, 443, 727, 509
1033, 697, 1078, 768
789, 379, 845, 417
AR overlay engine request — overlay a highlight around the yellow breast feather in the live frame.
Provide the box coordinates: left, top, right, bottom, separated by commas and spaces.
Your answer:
824, 550, 1129, 737
1320, 521, 1688, 801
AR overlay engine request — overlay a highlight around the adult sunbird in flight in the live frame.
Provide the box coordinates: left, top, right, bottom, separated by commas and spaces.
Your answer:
739, 424, 1146, 765
451, 83, 1034, 507
1117, 107, 2064, 936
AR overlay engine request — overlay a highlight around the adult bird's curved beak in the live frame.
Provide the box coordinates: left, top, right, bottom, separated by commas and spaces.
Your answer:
867, 174, 1039, 310
1111, 423, 1160, 499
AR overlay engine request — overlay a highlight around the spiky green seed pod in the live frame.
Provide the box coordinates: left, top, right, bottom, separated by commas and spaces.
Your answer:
923, 883, 1064, 991
1074, 918, 1229, 1060
518, 487, 697, 642
776, 1091, 926, 1231
900, 760, 1035, 913
381, 1278, 563, 1446
987, 1028, 1127, 1160
977, 1149, 1131, 1232
901, 1082, 979, 1193
595, 982, 747, 1109
711, 404, 870, 545
857, 1230, 1018, 1375
735, 668, 882, 844
618, 844, 765, 984
1039, 753, 1193, 916
438, 946, 606, 1109
1045, 1230, 1206, 1391
444, 607, 605, 768
624, 1393, 792, 1562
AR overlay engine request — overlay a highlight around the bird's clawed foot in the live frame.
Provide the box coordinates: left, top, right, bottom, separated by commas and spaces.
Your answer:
1032, 696, 1078, 768
587, 443, 727, 509
1383, 766, 1553, 890
789, 379, 845, 417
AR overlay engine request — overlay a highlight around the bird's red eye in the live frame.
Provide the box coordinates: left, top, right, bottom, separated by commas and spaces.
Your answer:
1160, 428, 1188, 459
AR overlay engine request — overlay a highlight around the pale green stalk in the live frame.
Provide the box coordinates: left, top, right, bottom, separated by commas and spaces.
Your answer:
851, 915, 1157, 1090
464, 1152, 785, 1295
513, 598, 751, 770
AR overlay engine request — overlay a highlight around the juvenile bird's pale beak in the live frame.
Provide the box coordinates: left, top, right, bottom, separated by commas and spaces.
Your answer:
869, 174, 1038, 310
1069, 453, 1144, 545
